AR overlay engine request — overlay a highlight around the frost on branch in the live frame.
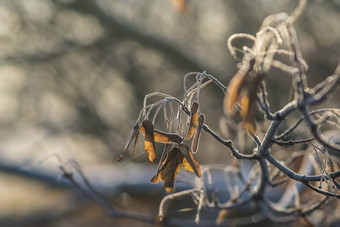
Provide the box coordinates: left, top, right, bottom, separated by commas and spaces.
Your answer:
114, 0, 340, 225
90, 0, 340, 225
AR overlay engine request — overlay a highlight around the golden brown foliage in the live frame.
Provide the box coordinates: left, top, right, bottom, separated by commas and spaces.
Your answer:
224, 58, 264, 135
151, 144, 201, 192
191, 114, 204, 153
186, 101, 199, 140
142, 120, 157, 162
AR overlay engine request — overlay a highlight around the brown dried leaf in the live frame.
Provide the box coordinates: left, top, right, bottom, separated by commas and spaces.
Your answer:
215, 209, 229, 225
151, 144, 201, 192
140, 125, 183, 144
239, 74, 264, 135
154, 130, 183, 144
186, 101, 199, 139
150, 147, 183, 193
223, 70, 248, 115
224, 55, 263, 135
191, 114, 204, 153
140, 120, 184, 162
240, 94, 256, 135
224, 57, 256, 116
142, 120, 157, 162
179, 144, 201, 177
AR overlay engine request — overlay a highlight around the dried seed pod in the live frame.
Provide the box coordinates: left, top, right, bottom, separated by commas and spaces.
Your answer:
186, 101, 199, 139
179, 144, 201, 178
139, 119, 184, 162
140, 124, 183, 144
224, 71, 248, 115
151, 147, 183, 192
142, 120, 157, 162
191, 114, 204, 154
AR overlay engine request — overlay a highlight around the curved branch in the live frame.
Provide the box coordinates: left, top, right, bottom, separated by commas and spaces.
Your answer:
202, 124, 257, 160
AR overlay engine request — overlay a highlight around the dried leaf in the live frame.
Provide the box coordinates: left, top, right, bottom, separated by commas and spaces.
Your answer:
142, 120, 157, 162
224, 58, 255, 115
153, 144, 172, 183
154, 130, 183, 144
151, 144, 201, 192
224, 56, 263, 135
240, 93, 256, 135
223, 69, 248, 115
186, 101, 199, 139
215, 209, 229, 225
172, 0, 190, 13
140, 120, 184, 162
179, 144, 201, 177
239, 74, 264, 135
117, 123, 140, 161
191, 114, 204, 154
140, 125, 183, 144
151, 147, 183, 192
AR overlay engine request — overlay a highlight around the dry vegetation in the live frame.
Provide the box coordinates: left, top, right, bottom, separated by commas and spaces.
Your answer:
0, 0, 339, 226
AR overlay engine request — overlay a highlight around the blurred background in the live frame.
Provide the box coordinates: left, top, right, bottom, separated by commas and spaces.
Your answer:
0, 0, 339, 226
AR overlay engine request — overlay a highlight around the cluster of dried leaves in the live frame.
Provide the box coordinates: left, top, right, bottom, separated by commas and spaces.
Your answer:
114, 0, 340, 225
118, 100, 204, 192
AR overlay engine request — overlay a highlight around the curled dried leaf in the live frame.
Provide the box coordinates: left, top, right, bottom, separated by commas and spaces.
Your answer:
154, 130, 183, 144
186, 101, 199, 139
224, 58, 255, 115
179, 144, 201, 178
191, 114, 204, 154
151, 144, 201, 192
223, 56, 262, 135
240, 74, 264, 135
140, 120, 184, 162
224, 71, 248, 115
151, 147, 183, 193
240, 93, 256, 135
142, 120, 157, 162
140, 124, 183, 144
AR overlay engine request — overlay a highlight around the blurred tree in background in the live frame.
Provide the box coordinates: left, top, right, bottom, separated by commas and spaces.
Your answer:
0, 0, 339, 226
